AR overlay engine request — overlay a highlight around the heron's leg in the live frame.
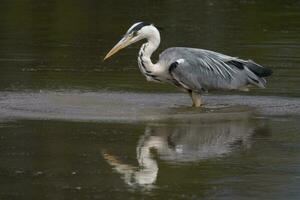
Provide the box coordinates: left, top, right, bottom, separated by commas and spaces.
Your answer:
191, 91, 203, 107
188, 91, 194, 106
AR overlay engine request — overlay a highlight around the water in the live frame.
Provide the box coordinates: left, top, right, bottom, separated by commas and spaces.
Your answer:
0, 0, 300, 199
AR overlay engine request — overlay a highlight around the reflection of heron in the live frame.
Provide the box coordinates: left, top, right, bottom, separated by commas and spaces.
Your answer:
104, 22, 272, 107
102, 117, 256, 187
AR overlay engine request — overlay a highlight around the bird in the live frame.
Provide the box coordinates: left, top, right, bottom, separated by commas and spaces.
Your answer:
103, 22, 273, 107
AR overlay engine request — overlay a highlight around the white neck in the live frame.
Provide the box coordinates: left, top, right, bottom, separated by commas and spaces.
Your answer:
137, 26, 160, 78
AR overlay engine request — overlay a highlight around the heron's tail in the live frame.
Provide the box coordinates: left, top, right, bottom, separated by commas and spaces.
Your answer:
244, 60, 272, 88
245, 60, 273, 77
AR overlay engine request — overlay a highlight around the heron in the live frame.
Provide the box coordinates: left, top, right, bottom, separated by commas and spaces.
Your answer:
104, 22, 273, 107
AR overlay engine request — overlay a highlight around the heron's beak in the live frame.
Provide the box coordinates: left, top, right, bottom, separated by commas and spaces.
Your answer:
103, 35, 133, 61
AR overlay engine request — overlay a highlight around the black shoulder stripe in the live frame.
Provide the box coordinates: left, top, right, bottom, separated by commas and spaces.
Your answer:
169, 61, 179, 74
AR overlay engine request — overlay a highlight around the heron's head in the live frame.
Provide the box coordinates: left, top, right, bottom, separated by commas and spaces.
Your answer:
104, 22, 157, 60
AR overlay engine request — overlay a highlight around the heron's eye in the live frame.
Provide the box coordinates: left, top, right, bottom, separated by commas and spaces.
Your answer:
132, 31, 138, 37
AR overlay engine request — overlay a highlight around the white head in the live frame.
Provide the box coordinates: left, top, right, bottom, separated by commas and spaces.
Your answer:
104, 22, 160, 60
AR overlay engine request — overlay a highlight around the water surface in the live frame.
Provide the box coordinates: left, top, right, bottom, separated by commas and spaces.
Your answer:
0, 0, 300, 199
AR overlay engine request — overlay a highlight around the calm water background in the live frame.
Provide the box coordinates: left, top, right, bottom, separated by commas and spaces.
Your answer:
0, 0, 300, 199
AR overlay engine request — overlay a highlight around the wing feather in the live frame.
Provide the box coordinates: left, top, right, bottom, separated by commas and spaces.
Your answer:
160, 47, 267, 92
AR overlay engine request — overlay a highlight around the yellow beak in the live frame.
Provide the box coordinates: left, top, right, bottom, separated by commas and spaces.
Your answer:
103, 35, 133, 61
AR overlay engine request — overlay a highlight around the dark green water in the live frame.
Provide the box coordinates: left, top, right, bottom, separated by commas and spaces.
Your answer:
0, 1, 300, 199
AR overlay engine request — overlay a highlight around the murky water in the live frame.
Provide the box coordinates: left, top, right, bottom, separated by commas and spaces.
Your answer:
0, 0, 300, 199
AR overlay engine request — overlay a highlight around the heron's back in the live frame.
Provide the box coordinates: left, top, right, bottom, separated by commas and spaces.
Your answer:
159, 47, 272, 92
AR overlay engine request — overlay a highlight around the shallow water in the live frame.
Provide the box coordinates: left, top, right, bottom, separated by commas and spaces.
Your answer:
1, 109, 300, 199
0, 91, 299, 123
1, 0, 300, 199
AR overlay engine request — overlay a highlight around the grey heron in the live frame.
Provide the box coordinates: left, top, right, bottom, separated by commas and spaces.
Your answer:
104, 22, 273, 107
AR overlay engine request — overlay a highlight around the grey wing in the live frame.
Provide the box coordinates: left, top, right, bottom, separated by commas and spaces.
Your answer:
162, 47, 268, 92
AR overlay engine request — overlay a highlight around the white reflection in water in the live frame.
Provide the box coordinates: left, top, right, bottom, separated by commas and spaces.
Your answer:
103, 116, 256, 187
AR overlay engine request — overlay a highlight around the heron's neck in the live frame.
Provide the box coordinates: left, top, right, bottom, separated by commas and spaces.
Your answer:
138, 33, 160, 76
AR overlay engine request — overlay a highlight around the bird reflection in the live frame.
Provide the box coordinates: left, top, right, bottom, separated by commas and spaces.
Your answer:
102, 116, 256, 187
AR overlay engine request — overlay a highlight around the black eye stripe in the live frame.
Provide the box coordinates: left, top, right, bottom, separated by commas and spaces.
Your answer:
128, 22, 151, 34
